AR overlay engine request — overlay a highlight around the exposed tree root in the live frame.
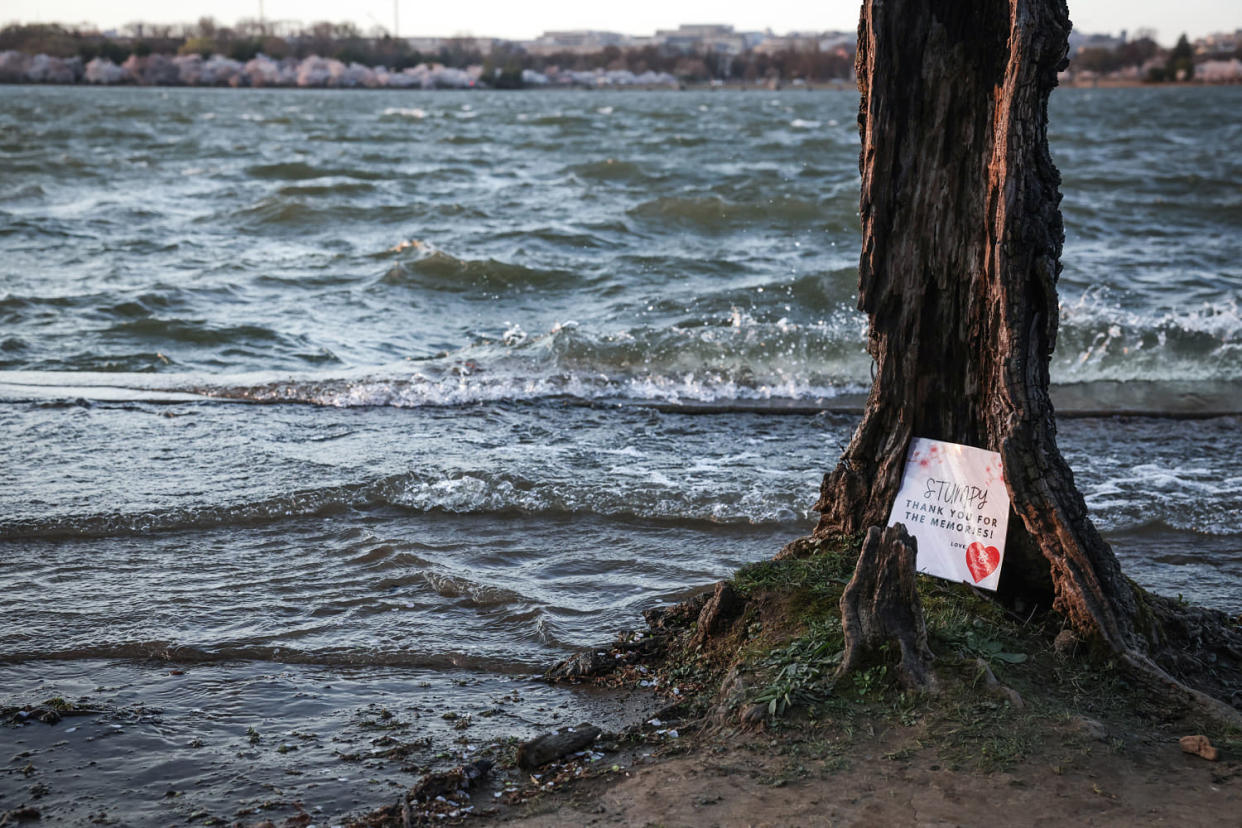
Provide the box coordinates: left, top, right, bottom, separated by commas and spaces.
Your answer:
1121, 650, 1242, 728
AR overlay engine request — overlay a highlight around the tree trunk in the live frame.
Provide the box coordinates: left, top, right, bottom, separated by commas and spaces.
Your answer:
813, 0, 1241, 721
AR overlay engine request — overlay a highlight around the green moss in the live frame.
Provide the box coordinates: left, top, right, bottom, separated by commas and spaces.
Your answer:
731, 534, 861, 600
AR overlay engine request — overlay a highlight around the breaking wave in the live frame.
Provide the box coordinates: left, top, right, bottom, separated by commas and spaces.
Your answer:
1055, 292, 1241, 383
0, 467, 808, 541
4, 291, 1240, 413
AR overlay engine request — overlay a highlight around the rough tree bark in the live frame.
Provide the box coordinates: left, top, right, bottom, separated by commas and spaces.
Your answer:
814, 0, 1241, 720
838, 524, 937, 691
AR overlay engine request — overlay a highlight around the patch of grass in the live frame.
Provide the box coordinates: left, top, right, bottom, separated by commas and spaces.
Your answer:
731, 535, 860, 600
918, 579, 1043, 664
753, 662, 830, 718
654, 530, 1241, 788
923, 665, 1039, 771
725, 547, 1094, 770
849, 663, 889, 700
751, 617, 845, 718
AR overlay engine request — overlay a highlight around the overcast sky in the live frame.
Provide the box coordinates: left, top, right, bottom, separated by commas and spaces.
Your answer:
6, 0, 1238, 45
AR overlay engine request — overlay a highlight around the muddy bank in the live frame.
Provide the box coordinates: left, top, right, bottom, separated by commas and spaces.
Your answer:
486, 735, 1242, 827
5, 535, 1241, 827
454, 537, 1242, 826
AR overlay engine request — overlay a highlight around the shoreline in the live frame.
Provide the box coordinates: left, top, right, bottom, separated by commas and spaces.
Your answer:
1, 79, 1240, 91
0, 658, 663, 826
4, 376, 1240, 419
459, 546, 1242, 826
4, 553, 1240, 827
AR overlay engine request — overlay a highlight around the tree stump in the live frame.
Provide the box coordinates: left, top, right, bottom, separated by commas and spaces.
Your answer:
837, 523, 936, 692
689, 581, 746, 650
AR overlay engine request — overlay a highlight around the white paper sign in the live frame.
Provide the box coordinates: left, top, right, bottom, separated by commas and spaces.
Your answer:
886, 437, 1011, 591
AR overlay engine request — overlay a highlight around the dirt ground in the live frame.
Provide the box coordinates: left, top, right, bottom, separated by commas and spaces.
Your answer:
489, 726, 1240, 827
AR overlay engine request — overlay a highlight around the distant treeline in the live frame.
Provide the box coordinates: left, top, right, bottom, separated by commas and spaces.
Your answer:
2, 21, 439, 68
1071, 34, 1240, 82
2, 20, 1239, 86
0, 20, 853, 84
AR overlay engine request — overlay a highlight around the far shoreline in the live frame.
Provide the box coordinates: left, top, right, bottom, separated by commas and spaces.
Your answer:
1, 79, 1240, 92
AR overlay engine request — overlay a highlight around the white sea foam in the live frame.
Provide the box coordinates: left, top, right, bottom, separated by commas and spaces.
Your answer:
2, 287, 1235, 411
1055, 291, 1242, 383
385, 471, 811, 525
599, 446, 646, 458
382, 107, 427, 119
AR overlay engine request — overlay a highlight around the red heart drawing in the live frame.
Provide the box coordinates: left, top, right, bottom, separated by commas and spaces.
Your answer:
966, 542, 1001, 582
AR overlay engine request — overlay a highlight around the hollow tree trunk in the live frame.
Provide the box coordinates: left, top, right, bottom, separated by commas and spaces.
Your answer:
813, 0, 1241, 722
817, 0, 1134, 643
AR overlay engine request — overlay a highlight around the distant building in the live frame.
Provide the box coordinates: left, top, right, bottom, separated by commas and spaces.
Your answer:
654, 24, 747, 54
1067, 30, 1127, 57
818, 32, 854, 52
1195, 30, 1241, 55
753, 30, 853, 55
406, 37, 446, 53
403, 36, 504, 57
656, 24, 736, 40
527, 30, 629, 55
412, 23, 863, 61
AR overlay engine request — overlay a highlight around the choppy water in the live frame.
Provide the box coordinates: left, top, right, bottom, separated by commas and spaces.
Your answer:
1, 85, 1240, 678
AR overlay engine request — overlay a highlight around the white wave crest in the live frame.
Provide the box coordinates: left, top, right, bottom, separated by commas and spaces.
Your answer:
1055, 291, 1241, 383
